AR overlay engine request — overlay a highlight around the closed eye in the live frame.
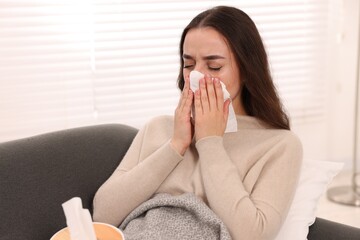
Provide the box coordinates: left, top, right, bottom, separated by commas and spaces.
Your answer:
209, 66, 221, 71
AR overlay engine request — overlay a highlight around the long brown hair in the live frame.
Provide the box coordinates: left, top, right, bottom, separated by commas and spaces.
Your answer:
177, 6, 290, 130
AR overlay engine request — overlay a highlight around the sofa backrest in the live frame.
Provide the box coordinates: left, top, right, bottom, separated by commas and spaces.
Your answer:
0, 124, 138, 240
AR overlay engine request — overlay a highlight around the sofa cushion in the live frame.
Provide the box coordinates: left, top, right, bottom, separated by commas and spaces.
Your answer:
275, 160, 343, 240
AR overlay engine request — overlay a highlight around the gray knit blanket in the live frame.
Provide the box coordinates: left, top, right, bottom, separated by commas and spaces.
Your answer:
119, 193, 232, 240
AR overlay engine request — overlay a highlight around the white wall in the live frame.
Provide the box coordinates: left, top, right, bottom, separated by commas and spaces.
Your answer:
328, 0, 359, 170
291, 0, 360, 171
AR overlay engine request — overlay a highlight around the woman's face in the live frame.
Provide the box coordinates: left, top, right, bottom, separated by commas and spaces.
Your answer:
182, 27, 243, 114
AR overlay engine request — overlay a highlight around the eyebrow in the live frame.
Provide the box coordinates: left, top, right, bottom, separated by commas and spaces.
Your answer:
183, 54, 225, 60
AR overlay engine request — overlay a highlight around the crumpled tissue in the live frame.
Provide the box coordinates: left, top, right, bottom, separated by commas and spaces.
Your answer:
189, 70, 238, 133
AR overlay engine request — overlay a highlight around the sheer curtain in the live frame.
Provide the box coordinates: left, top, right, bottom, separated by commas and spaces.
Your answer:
0, 0, 331, 142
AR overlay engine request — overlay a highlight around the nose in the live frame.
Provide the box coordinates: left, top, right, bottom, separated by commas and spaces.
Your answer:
193, 65, 208, 76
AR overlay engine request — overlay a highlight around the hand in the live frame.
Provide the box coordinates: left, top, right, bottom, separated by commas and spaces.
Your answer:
194, 75, 230, 141
170, 77, 194, 155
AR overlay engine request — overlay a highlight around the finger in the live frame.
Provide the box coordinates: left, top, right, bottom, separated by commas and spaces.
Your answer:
183, 75, 190, 91
206, 76, 216, 111
199, 77, 209, 112
223, 99, 231, 121
214, 78, 224, 111
183, 76, 194, 112
177, 77, 190, 109
182, 89, 193, 113
194, 89, 202, 116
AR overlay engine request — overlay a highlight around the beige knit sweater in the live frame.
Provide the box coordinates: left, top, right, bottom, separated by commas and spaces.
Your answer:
93, 115, 302, 240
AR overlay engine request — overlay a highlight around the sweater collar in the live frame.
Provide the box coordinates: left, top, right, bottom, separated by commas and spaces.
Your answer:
235, 115, 270, 129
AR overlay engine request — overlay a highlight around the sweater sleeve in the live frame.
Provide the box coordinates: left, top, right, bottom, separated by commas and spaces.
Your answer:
93, 120, 183, 227
196, 133, 302, 240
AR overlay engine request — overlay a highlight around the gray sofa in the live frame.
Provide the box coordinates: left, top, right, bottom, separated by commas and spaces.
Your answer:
1, 124, 360, 240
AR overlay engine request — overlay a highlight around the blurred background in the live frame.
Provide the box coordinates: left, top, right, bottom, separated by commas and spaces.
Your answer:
1, 0, 359, 172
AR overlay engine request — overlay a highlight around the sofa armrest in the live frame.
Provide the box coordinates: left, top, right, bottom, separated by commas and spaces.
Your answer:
308, 217, 360, 240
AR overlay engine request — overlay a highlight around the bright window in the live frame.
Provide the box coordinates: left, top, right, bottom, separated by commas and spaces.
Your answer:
0, 0, 333, 142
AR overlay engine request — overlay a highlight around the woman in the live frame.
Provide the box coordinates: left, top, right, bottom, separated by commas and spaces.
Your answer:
93, 6, 302, 240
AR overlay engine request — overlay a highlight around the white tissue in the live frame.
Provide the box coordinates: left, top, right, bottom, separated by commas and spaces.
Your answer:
62, 197, 97, 240
189, 70, 237, 133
